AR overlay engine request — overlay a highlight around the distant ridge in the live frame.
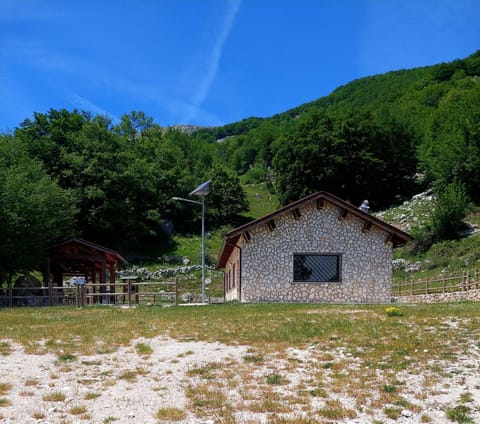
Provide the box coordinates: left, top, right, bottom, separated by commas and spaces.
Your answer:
169, 124, 209, 134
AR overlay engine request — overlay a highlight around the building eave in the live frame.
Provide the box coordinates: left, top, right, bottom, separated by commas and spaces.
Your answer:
216, 191, 412, 269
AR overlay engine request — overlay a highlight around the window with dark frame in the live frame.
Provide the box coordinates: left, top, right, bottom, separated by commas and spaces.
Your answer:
293, 254, 341, 282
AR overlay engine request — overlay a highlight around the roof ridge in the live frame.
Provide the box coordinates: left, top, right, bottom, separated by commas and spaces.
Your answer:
216, 191, 412, 269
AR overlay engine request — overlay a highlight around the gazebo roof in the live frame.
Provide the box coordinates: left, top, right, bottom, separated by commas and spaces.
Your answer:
49, 238, 126, 275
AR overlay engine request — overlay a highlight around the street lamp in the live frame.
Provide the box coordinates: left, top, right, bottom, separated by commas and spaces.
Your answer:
172, 179, 210, 303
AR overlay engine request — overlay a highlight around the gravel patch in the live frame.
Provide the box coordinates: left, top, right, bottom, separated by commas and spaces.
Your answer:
0, 336, 479, 423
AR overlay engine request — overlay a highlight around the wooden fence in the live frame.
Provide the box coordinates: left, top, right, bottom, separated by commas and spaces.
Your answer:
392, 269, 480, 296
0, 279, 180, 308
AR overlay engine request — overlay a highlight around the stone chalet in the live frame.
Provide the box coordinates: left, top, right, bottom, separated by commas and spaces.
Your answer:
216, 191, 412, 304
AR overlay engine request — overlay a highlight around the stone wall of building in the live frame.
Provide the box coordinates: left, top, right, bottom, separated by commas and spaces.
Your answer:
225, 246, 241, 302
233, 201, 392, 303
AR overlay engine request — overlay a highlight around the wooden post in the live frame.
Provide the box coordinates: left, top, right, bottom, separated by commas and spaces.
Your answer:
7, 277, 12, 308
443, 275, 446, 293
76, 285, 81, 308
48, 282, 53, 306
128, 281, 132, 307
425, 278, 429, 295
91, 268, 97, 304
475, 269, 479, 290
175, 277, 179, 305
109, 262, 116, 304
100, 260, 107, 304
410, 279, 414, 296
81, 285, 85, 308
44, 262, 50, 306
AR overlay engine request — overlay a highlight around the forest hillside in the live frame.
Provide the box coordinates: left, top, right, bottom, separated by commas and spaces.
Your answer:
1, 50, 480, 280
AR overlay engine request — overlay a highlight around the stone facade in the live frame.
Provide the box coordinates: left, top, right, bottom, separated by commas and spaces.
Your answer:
225, 246, 241, 302
223, 201, 394, 303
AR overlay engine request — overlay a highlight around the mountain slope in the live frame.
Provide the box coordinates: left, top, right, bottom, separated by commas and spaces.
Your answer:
198, 50, 480, 207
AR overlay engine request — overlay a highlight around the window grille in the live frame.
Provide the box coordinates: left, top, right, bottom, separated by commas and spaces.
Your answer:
293, 254, 341, 282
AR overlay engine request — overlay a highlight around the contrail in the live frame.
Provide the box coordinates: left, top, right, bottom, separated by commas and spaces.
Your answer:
190, 0, 242, 111
63, 89, 119, 123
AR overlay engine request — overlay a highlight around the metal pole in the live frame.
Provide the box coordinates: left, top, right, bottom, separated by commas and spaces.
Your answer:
201, 195, 206, 303
173, 178, 210, 303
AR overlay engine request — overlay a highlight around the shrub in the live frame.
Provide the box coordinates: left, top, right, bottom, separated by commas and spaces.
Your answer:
266, 374, 282, 385
446, 404, 474, 423
242, 353, 265, 363
0, 398, 11, 407
155, 407, 186, 421
42, 391, 66, 402
431, 181, 469, 241
58, 354, 77, 362
135, 342, 153, 356
385, 307, 403, 317
69, 405, 87, 415
0, 383, 11, 396
384, 406, 402, 419
383, 384, 397, 393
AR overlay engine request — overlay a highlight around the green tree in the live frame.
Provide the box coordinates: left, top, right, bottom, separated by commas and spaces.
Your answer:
114, 111, 155, 142
272, 111, 416, 208
431, 181, 469, 240
206, 166, 249, 225
0, 136, 76, 282
273, 111, 336, 205
418, 83, 480, 201
71, 120, 184, 249
15, 109, 89, 181
15, 110, 185, 250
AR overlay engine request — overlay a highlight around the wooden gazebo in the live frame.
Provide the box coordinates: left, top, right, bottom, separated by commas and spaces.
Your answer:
47, 238, 126, 304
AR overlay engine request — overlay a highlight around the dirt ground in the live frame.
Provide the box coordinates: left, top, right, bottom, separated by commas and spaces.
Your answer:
0, 336, 479, 423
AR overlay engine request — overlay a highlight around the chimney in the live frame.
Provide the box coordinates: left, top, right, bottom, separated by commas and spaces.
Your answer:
359, 200, 370, 213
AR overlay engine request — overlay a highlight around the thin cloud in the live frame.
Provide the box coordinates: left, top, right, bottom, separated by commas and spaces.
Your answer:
2, 40, 79, 74
5, 39, 221, 125
109, 76, 224, 126
0, 2, 231, 128
184, 0, 241, 122
63, 89, 119, 123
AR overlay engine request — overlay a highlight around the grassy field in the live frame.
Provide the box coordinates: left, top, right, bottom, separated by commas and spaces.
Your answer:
241, 182, 279, 220
393, 231, 480, 282
0, 302, 478, 360
3, 187, 480, 421
383, 196, 480, 282
1, 302, 479, 423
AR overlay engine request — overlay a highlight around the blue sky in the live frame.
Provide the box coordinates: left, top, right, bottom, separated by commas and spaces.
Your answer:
1, 0, 479, 131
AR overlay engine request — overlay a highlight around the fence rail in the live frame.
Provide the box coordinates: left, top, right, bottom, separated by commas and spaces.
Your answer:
392, 269, 480, 297
0, 279, 180, 308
